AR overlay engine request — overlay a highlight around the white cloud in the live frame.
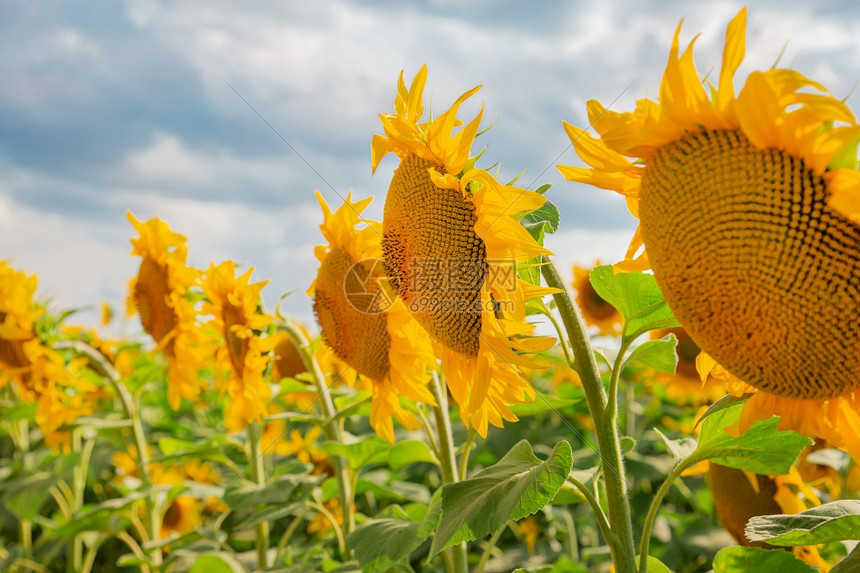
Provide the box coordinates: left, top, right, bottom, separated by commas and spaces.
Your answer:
546, 227, 635, 275
0, 195, 134, 322
124, 133, 211, 185
125, 0, 163, 28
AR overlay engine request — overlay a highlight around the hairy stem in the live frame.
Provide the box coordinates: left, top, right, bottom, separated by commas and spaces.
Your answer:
541, 257, 636, 573
430, 372, 468, 573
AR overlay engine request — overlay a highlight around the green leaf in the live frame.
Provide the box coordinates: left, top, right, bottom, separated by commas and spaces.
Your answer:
745, 500, 860, 546
588, 266, 680, 341
388, 440, 438, 470
321, 474, 428, 504
625, 334, 678, 373
693, 393, 751, 430
828, 132, 860, 170
116, 554, 157, 568
50, 492, 148, 536
329, 393, 373, 423
620, 436, 636, 455
158, 437, 197, 455
534, 183, 552, 196
653, 428, 696, 463
322, 435, 391, 471
0, 401, 35, 423
233, 502, 304, 530
347, 495, 441, 573
507, 392, 581, 417
276, 378, 317, 395
151, 435, 234, 465
514, 556, 589, 572
521, 198, 560, 245
3, 471, 56, 521
430, 440, 572, 555
691, 404, 812, 474
224, 472, 319, 512
188, 553, 247, 573
712, 546, 815, 573
832, 543, 860, 573
518, 257, 544, 288
637, 555, 673, 573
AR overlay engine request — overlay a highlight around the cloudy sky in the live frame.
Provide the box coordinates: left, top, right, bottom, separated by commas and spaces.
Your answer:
3, 0, 860, 329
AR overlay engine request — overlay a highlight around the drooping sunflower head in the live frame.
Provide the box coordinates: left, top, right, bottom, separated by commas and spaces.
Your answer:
708, 463, 832, 569
558, 9, 860, 451
310, 191, 436, 444
202, 260, 275, 432
572, 262, 621, 336
128, 212, 209, 409
374, 66, 557, 436
128, 212, 195, 344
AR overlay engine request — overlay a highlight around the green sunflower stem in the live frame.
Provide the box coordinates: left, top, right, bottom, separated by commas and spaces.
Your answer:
67, 429, 92, 573
247, 422, 270, 570
541, 257, 637, 573
15, 419, 33, 558
281, 321, 355, 559
430, 371, 469, 573
119, 382, 162, 565
639, 460, 690, 573
56, 340, 163, 565
19, 517, 32, 559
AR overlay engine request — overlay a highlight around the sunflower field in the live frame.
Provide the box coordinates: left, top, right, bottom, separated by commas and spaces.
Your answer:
3, 7, 860, 573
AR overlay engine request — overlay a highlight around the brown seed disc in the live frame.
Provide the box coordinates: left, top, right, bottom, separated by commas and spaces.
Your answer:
383, 154, 486, 357
640, 129, 860, 399
313, 247, 390, 381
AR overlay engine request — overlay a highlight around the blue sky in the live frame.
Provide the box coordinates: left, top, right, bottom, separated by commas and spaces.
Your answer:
3, 0, 860, 328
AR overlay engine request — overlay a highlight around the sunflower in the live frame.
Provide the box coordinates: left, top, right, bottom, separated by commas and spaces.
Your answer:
270, 325, 321, 411
0, 261, 42, 393
558, 9, 860, 458
160, 496, 202, 539
373, 66, 557, 436
309, 191, 436, 444
708, 463, 832, 571
307, 497, 344, 537
0, 261, 97, 452
272, 330, 308, 381
571, 262, 622, 336
269, 425, 333, 476
201, 260, 275, 433
128, 213, 210, 410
